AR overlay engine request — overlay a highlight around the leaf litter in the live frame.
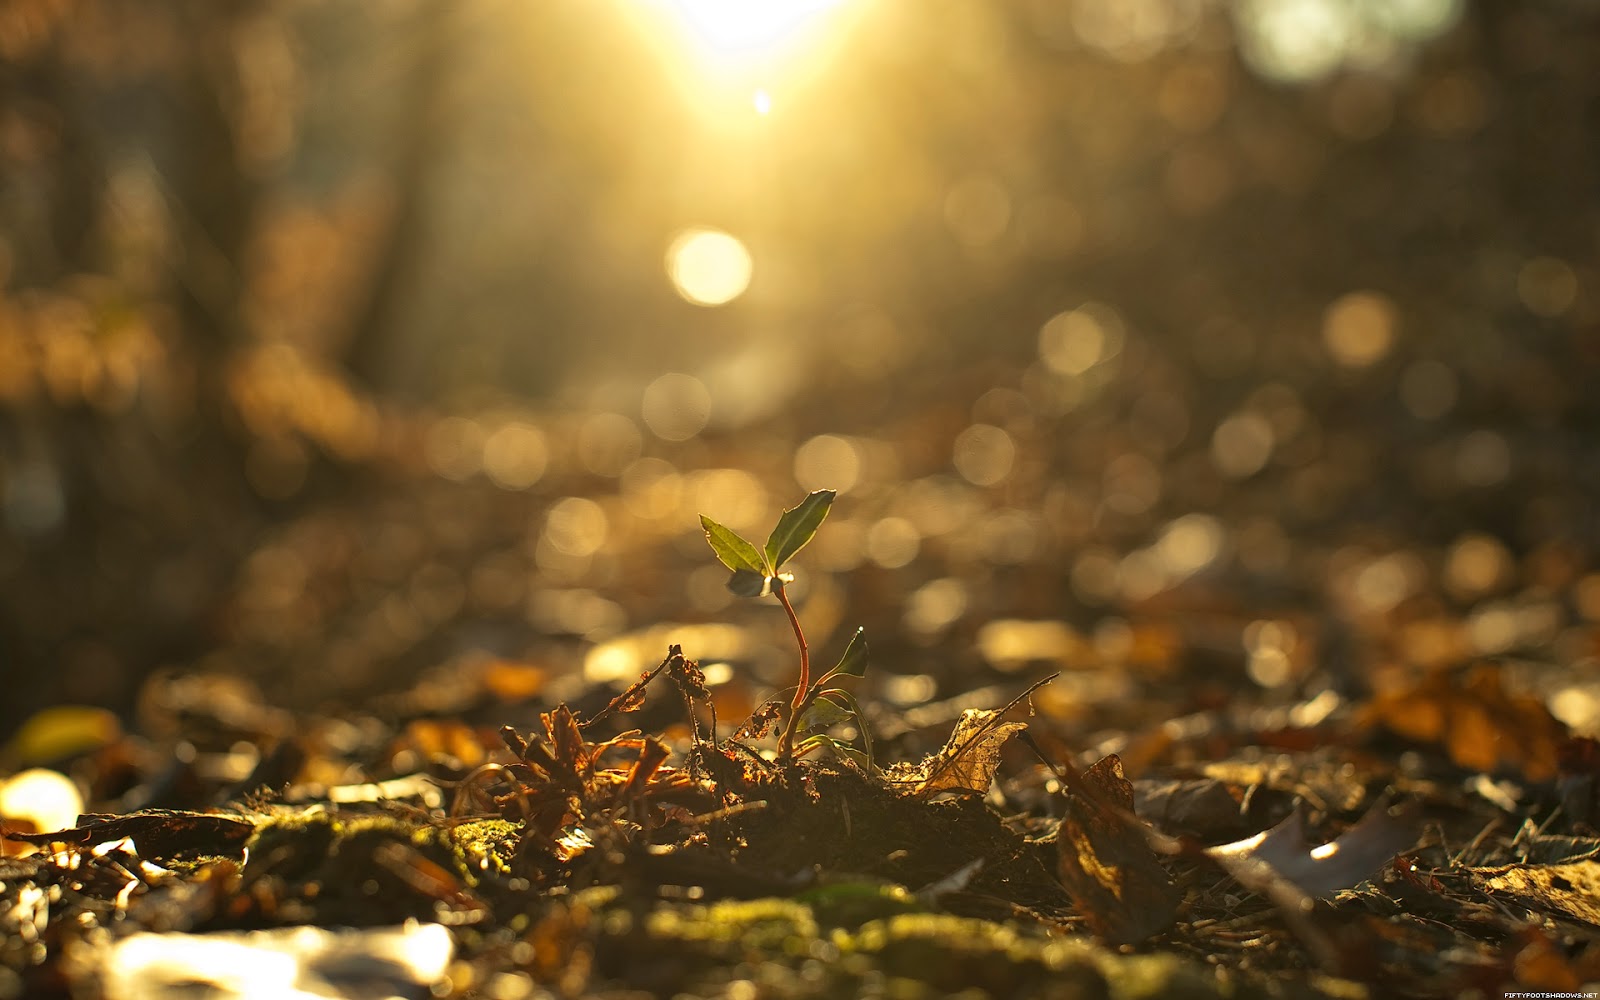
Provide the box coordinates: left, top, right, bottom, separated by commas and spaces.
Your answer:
7, 637, 1600, 1000
5, 495, 1600, 1000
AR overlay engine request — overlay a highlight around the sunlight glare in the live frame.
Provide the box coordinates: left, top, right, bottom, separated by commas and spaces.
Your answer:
662, 0, 844, 57
629, 0, 855, 122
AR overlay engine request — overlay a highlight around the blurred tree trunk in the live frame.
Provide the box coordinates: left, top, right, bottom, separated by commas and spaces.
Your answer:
171, 0, 263, 372
340, 3, 458, 392
0, 0, 274, 736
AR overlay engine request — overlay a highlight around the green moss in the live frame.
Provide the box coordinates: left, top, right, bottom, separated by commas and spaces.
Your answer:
793, 879, 923, 927
646, 897, 819, 953
441, 818, 519, 885
1095, 952, 1228, 1000
842, 912, 1094, 996
575, 886, 1362, 999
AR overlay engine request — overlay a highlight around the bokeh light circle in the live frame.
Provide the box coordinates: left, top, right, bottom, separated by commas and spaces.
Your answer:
642, 373, 713, 441
1322, 290, 1398, 369
666, 227, 753, 306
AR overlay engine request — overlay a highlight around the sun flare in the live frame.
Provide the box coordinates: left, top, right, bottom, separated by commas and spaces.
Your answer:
624, 0, 858, 125
659, 0, 845, 58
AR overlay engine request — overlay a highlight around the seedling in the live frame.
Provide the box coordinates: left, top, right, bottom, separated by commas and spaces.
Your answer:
700, 490, 874, 768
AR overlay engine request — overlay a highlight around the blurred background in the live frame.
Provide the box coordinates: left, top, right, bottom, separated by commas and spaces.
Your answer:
2, 0, 1598, 752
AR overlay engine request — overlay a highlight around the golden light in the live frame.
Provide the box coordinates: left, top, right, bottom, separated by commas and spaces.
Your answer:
656, 0, 846, 60
666, 227, 753, 306
628, 0, 856, 124
1322, 290, 1397, 368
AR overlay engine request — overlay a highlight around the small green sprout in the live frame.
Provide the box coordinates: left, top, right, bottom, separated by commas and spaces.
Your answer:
700, 490, 873, 768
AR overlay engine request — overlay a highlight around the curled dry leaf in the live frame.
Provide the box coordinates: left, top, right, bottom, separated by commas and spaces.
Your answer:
668, 653, 711, 701
1055, 754, 1180, 945
884, 708, 1025, 798
613, 677, 650, 714
1208, 799, 1420, 898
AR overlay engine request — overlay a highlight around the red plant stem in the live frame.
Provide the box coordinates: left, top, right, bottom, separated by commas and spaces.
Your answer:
775, 581, 809, 710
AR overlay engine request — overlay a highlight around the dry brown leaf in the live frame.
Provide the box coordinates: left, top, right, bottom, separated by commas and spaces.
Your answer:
611, 682, 649, 714
1472, 859, 1600, 927
1207, 800, 1419, 898
668, 654, 711, 701
1055, 754, 1180, 945
885, 709, 1025, 798
1134, 778, 1249, 841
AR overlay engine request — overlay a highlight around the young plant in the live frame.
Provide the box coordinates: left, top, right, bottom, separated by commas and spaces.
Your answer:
700, 490, 873, 768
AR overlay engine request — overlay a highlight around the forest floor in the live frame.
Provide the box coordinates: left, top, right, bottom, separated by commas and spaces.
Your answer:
4, 364, 1600, 1000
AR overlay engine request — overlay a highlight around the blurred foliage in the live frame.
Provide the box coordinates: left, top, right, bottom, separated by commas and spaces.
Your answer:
0, 0, 1597, 739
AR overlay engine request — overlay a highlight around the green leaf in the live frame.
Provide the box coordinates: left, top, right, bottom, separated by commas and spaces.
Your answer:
797, 688, 875, 774
799, 693, 853, 731
795, 733, 871, 771
764, 490, 836, 571
830, 627, 869, 679
818, 687, 874, 772
700, 515, 769, 575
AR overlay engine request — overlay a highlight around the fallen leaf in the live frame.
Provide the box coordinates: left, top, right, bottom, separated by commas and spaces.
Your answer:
1472, 859, 1600, 927
1055, 754, 1180, 945
1134, 778, 1249, 841
885, 708, 1026, 797
1208, 800, 1420, 898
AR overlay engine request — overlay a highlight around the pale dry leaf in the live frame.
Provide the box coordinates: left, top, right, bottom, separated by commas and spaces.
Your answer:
885, 708, 1025, 797
1472, 859, 1600, 927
